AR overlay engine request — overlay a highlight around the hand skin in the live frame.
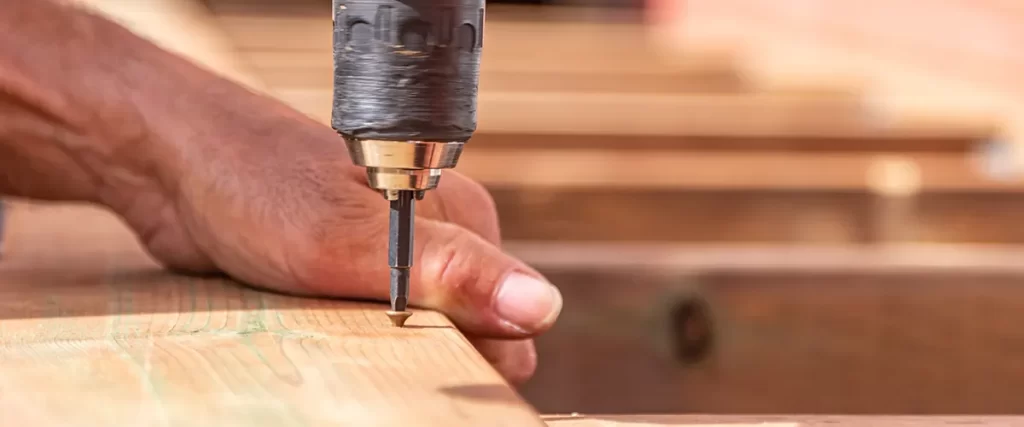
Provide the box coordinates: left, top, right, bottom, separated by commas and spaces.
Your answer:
0, 0, 562, 385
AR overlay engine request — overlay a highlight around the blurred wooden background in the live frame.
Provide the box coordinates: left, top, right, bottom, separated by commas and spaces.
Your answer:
81, 0, 1024, 415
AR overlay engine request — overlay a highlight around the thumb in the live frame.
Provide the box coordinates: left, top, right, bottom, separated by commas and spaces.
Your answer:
413, 219, 562, 338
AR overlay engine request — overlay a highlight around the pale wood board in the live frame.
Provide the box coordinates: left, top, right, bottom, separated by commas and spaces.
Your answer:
74, 0, 266, 91
670, 0, 1024, 169
542, 414, 1024, 426
203, 4, 1021, 193
207, 5, 998, 137
504, 242, 1024, 273
456, 150, 1023, 192
0, 201, 545, 427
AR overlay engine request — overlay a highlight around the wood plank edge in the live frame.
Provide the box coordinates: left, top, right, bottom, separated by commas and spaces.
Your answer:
507, 241, 1024, 273
542, 414, 1024, 426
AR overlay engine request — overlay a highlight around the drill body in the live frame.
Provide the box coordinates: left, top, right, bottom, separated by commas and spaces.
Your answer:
331, 0, 485, 325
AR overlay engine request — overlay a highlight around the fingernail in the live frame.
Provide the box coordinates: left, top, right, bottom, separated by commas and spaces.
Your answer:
495, 272, 562, 332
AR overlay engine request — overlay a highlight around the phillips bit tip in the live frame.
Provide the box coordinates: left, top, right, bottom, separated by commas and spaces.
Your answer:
388, 191, 415, 327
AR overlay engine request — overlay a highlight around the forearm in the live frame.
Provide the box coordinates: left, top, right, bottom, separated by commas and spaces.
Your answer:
0, 1, 155, 200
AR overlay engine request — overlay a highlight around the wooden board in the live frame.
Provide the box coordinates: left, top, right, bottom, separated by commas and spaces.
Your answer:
273, 89, 876, 140
489, 188, 1024, 244
77, 0, 266, 91
456, 132, 984, 154
0, 201, 545, 427
506, 242, 1024, 273
463, 151, 1020, 191
669, 0, 1024, 162
543, 414, 1024, 426
517, 255, 1024, 414
206, 3, 999, 153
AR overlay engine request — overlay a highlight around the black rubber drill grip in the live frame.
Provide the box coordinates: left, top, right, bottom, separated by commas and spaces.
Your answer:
331, 0, 484, 142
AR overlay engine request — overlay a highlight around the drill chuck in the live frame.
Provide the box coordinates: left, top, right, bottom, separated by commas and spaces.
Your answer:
332, 0, 484, 197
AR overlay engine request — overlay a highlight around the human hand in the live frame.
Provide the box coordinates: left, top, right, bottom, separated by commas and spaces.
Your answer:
1, 0, 559, 384
101, 82, 562, 385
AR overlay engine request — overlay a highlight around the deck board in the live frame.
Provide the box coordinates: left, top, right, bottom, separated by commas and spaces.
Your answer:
0, 202, 544, 427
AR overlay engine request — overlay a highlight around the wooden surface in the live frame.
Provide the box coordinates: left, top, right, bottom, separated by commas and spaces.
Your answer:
203, 2, 1016, 196
521, 259, 1024, 414
671, 0, 1024, 169
0, 201, 545, 427
76, 0, 266, 90
507, 242, 1024, 272
207, 2, 998, 148
490, 189, 1024, 244
543, 414, 1024, 426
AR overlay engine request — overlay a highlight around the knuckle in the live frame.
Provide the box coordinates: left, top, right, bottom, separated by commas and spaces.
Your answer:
419, 223, 502, 312
420, 224, 475, 298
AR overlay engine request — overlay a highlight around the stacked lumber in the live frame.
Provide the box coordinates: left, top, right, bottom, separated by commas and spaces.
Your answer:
206, 1, 1015, 245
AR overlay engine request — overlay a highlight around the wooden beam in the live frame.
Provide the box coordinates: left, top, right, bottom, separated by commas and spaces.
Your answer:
276, 90, 875, 138
209, 5, 1002, 137
465, 132, 985, 154
459, 151, 1020, 191
667, 0, 1024, 167
211, 11, 679, 73
543, 414, 1024, 426
207, 9, 997, 144
488, 188, 1024, 244
0, 201, 545, 427
204, 3, 1005, 158
75, 0, 266, 91
526, 264, 1024, 413
506, 242, 1024, 273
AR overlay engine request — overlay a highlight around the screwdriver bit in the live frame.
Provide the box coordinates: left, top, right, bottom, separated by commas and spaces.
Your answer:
386, 190, 415, 327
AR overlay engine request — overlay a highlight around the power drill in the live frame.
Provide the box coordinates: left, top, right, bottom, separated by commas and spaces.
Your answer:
331, 0, 484, 327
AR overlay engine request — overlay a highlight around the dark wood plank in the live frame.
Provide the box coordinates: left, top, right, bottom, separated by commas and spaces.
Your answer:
520, 258, 1024, 414
489, 188, 1024, 244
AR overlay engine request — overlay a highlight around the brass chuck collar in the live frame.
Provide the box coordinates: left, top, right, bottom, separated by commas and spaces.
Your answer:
345, 138, 465, 201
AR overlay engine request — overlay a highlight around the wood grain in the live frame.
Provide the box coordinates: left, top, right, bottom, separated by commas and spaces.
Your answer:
522, 262, 1024, 414
543, 414, 1024, 426
0, 201, 545, 427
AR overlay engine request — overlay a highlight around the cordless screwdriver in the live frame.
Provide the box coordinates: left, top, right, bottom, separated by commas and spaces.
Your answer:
331, 0, 484, 327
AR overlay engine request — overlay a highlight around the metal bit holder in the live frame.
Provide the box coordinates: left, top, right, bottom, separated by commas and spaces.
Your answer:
345, 138, 466, 201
